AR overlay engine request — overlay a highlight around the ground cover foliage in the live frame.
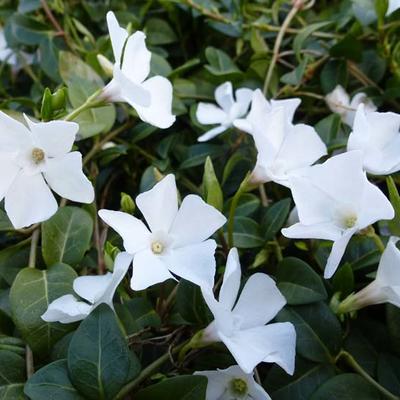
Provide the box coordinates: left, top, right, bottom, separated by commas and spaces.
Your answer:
0, 0, 400, 399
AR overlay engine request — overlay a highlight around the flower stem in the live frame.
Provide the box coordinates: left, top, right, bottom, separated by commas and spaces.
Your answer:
28, 228, 40, 269
371, 232, 385, 253
64, 89, 104, 122
337, 350, 399, 400
114, 341, 188, 399
227, 172, 252, 248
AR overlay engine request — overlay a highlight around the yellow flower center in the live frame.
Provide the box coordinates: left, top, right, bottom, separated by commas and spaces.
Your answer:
230, 378, 248, 396
344, 215, 357, 229
151, 241, 164, 254
31, 148, 45, 164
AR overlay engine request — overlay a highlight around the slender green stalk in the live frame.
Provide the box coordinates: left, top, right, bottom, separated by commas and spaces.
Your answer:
64, 89, 104, 121
337, 351, 399, 400
28, 228, 40, 269
114, 341, 188, 399
228, 173, 251, 248
370, 232, 385, 253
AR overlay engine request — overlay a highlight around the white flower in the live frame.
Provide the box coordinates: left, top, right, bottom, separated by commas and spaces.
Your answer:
250, 106, 327, 187
338, 237, 400, 313
0, 112, 94, 229
234, 89, 301, 135
196, 82, 253, 142
195, 365, 271, 400
41, 252, 131, 323
200, 248, 296, 374
282, 151, 394, 279
0, 29, 33, 70
325, 85, 376, 127
347, 104, 400, 175
101, 11, 175, 129
387, 0, 400, 15
99, 174, 226, 291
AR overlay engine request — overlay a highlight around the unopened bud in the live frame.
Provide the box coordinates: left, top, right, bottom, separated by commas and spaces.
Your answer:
97, 54, 114, 77
120, 192, 135, 214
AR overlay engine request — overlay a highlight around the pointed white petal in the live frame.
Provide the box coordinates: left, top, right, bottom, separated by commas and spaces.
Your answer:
130, 249, 175, 290
24, 116, 78, 157
136, 174, 178, 234
44, 152, 94, 203
233, 273, 286, 328
282, 222, 341, 241
170, 194, 226, 247
0, 154, 20, 201
270, 97, 301, 123
106, 11, 128, 65
194, 370, 230, 400
324, 228, 357, 279
124, 76, 175, 128
197, 125, 227, 142
5, 172, 57, 229
167, 240, 217, 288
234, 88, 253, 116
196, 103, 226, 125
73, 273, 113, 304
0, 111, 31, 151
376, 238, 400, 286
325, 85, 350, 116
121, 30, 151, 83
219, 248, 241, 311
387, 0, 400, 14
98, 209, 151, 253
215, 82, 234, 112
41, 294, 92, 324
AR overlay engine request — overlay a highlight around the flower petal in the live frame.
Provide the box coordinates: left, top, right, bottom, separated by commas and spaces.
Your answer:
219, 248, 241, 310
166, 240, 217, 288
0, 154, 20, 201
193, 370, 230, 400
125, 76, 175, 129
106, 11, 128, 65
270, 97, 301, 123
5, 172, 57, 229
41, 294, 92, 324
234, 88, 253, 116
24, 116, 78, 157
221, 322, 296, 374
324, 228, 357, 279
196, 103, 226, 125
233, 273, 286, 328
282, 222, 341, 241
44, 152, 94, 203
131, 249, 175, 290
357, 181, 394, 228
170, 194, 227, 247
121, 30, 151, 83
98, 209, 151, 254
215, 82, 234, 112
197, 125, 227, 142
73, 273, 113, 304
377, 238, 400, 286
0, 111, 31, 151
136, 174, 178, 234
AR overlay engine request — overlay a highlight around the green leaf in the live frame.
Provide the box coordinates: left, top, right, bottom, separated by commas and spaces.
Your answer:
9, 14, 49, 45
226, 216, 264, 248
293, 22, 332, 60
266, 358, 336, 400
0, 240, 30, 286
315, 114, 342, 149
0, 351, 25, 389
261, 198, 291, 240
180, 144, 228, 169
24, 359, 84, 400
224, 193, 260, 217
145, 18, 177, 45
387, 176, 400, 235
205, 46, 241, 76
387, 304, 400, 354
377, 353, 400, 395
59, 51, 116, 138
276, 302, 342, 363
280, 56, 309, 86
276, 258, 327, 305
136, 375, 207, 400
330, 35, 363, 62
310, 373, 381, 399
203, 156, 223, 211
9, 264, 77, 356
332, 263, 354, 298
67, 304, 138, 400
320, 59, 347, 94
42, 206, 94, 268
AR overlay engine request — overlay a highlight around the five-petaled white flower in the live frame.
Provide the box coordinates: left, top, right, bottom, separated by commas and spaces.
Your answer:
42, 252, 131, 323
100, 11, 175, 129
195, 365, 271, 400
99, 174, 226, 291
200, 248, 296, 374
338, 237, 400, 314
282, 151, 394, 279
325, 85, 376, 127
234, 89, 301, 135
196, 82, 253, 142
387, 0, 400, 15
347, 104, 400, 175
0, 112, 94, 229
250, 106, 327, 187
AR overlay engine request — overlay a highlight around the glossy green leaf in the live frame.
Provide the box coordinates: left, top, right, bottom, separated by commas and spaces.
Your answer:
261, 198, 291, 240
205, 46, 241, 76
203, 156, 223, 211
387, 176, 400, 236
42, 206, 94, 268
9, 263, 77, 356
